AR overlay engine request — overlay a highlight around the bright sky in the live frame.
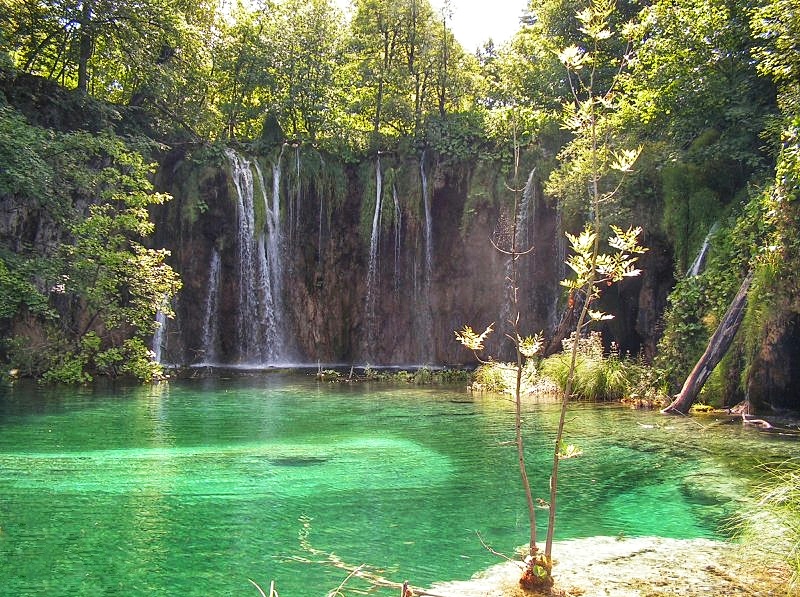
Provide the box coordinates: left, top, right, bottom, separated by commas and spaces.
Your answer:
332, 0, 529, 53
437, 0, 529, 51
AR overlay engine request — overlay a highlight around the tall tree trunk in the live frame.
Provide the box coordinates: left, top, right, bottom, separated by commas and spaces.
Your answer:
76, 0, 95, 93
662, 270, 754, 415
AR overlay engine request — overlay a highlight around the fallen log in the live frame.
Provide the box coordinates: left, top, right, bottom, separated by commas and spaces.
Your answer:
662, 270, 754, 415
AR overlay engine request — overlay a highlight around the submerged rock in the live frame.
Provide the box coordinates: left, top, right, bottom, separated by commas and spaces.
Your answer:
429, 536, 787, 596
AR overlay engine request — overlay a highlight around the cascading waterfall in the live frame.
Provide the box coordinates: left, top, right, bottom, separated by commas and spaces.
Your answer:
516, 168, 539, 296
552, 199, 567, 332
687, 222, 718, 277
225, 148, 287, 364
227, 148, 261, 361
363, 155, 383, 356
416, 152, 435, 362
420, 152, 434, 284
520, 168, 537, 256
318, 158, 326, 267
254, 150, 285, 320
288, 145, 301, 246
151, 309, 167, 364
500, 168, 538, 346
200, 248, 221, 364
393, 183, 402, 294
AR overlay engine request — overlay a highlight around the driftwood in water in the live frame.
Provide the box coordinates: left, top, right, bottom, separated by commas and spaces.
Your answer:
662, 270, 754, 415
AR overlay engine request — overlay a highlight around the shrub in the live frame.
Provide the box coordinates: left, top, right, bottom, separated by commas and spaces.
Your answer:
539, 333, 640, 401
737, 460, 800, 591
472, 362, 511, 393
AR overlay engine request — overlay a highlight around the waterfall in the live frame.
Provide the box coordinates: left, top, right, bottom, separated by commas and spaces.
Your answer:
555, 200, 566, 281
288, 145, 301, 245
553, 199, 566, 333
416, 152, 435, 363
420, 152, 433, 284
318, 158, 326, 266
151, 309, 167, 364
392, 182, 402, 294
519, 168, 537, 252
253, 149, 285, 315
225, 148, 287, 365
687, 223, 718, 277
200, 249, 221, 364
364, 156, 383, 355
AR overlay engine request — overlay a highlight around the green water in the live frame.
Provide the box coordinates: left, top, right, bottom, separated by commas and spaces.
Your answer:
0, 374, 795, 596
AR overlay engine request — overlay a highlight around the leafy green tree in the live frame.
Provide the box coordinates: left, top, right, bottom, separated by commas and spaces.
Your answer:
0, 105, 180, 382
268, 0, 345, 141
212, 5, 278, 140
458, 1, 646, 589
4, 0, 217, 98
346, 0, 473, 149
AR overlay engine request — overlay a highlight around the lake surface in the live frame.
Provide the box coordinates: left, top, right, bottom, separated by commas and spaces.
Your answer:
0, 373, 795, 596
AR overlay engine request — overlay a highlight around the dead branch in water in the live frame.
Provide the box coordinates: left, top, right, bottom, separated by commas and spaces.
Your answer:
288, 516, 448, 597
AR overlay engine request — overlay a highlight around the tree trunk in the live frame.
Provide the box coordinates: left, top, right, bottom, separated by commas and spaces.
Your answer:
76, 0, 95, 94
662, 270, 754, 415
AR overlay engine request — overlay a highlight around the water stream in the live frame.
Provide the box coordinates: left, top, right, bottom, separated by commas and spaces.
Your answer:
224, 148, 287, 365
363, 156, 383, 357
151, 310, 167, 364
687, 222, 719, 277
200, 248, 221, 365
393, 183, 402, 295
420, 151, 433, 285
0, 375, 794, 596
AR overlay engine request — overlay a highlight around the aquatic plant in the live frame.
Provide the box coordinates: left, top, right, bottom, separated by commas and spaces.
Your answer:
736, 460, 800, 592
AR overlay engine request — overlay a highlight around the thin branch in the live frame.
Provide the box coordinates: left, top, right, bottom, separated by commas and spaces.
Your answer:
327, 564, 366, 597
292, 518, 449, 597
489, 236, 535, 256
476, 532, 524, 568
248, 579, 271, 597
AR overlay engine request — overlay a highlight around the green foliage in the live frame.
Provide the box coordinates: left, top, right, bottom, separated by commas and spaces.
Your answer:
468, 360, 543, 395
0, 104, 179, 383
655, 188, 773, 392
455, 323, 494, 352
41, 350, 93, 385
661, 162, 722, 272
102, 338, 164, 382
0, 107, 53, 200
0, 254, 57, 321
425, 111, 487, 164
737, 460, 800, 591
539, 332, 639, 401
473, 362, 512, 393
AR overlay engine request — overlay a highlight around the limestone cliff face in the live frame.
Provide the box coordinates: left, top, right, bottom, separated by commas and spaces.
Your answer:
151, 145, 664, 367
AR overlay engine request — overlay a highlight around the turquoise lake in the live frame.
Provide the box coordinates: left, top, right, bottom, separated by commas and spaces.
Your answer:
0, 373, 795, 596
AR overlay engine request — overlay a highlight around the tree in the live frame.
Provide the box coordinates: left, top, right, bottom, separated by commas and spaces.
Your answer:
5, 0, 215, 96
213, 5, 277, 140
457, 0, 645, 589
0, 105, 180, 382
346, 0, 470, 148
2, 0, 220, 139
268, 0, 345, 141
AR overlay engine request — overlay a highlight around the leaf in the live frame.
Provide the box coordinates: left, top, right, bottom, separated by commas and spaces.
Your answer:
558, 45, 586, 69
558, 443, 583, 460
610, 147, 642, 173
454, 323, 494, 352
519, 332, 545, 357
588, 309, 614, 321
